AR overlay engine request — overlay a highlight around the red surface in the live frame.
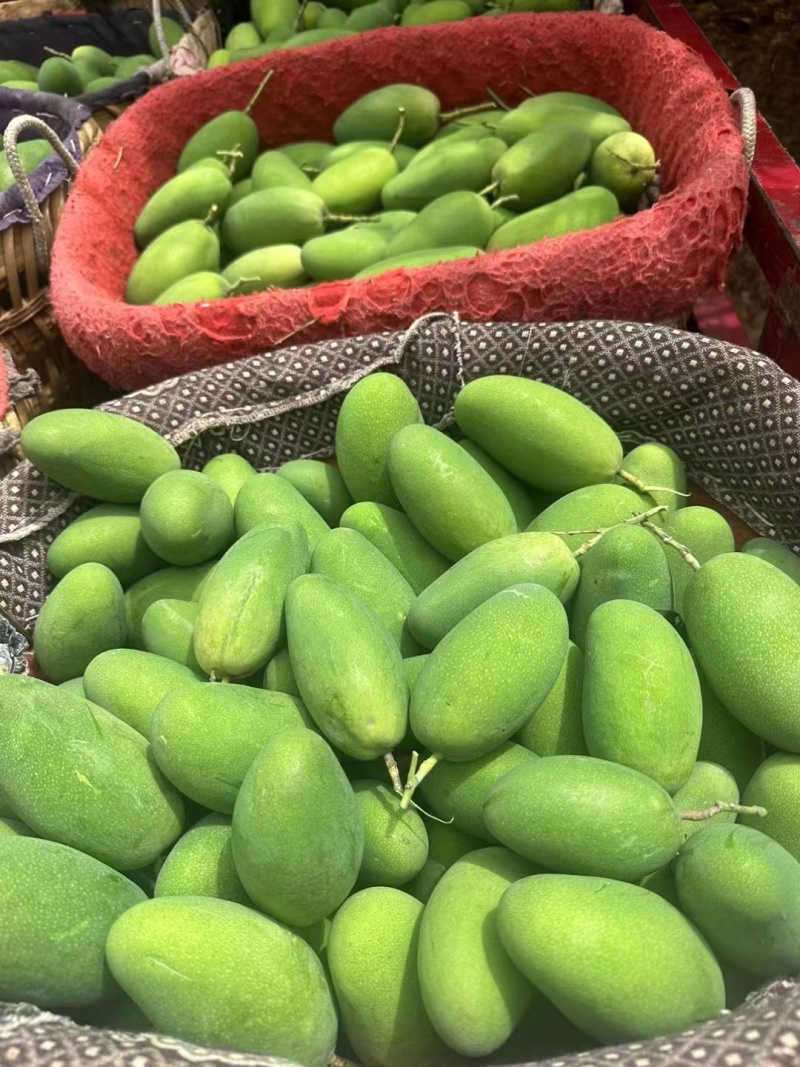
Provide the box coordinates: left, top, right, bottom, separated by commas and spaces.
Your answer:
50, 11, 748, 391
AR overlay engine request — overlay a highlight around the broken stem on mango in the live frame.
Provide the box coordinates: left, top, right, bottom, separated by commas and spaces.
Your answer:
681, 801, 767, 822
642, 519, 702, 570
566, 504, 668, 559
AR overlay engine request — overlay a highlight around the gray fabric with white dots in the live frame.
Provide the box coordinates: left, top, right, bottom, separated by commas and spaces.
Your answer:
1, 315, 800, 1060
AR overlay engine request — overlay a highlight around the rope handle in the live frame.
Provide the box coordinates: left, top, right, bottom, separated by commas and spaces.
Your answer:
2, 114, 79, 273
730, 87, 756, 170
151, 0, 200, 61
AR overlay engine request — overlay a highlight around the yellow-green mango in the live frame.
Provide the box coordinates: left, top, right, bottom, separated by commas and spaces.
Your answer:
381, 138, 507, 211
665, 506, 734, 616
695, 658, 765, 790
201, 452, 257, 504
590, 131, 657, 212
741, 753, 800, 860
83, 648, 200, 736
141, 599, 200, 671
263, 647, 300, 696
252, 148, 314, 191
334, 83, 440, 147
487, 185, 619, 251
154, 813, 251, 905
515, 641, 586, 756
47, 504, 162, 587
353, 779, 428, 888
496, 103, 630, 149
312, 146, 398, 215
124, 562, 216, 649
340, 501, 449, 594
458, 437, 539, 530
140, 469, 234, 566
234, 472, 330, 543
405, 821, 482, 903
277, 460, 353, 525
491, 126, 592, 211
527, 484, 647, 552
127, 220, 220, 305
134, 168, 232, 247
177, 110, 260, 182
672, 761, 739, 839
742, 536, 800, 584
613, 441, 687, 517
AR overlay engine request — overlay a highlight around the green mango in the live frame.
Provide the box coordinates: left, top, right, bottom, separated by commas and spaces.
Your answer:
281, 140, 334, 169
492, 126, 592, 211
150, 682, 313, 813
329, 887, 460, 1067
515, 641, 586, 756
353, 780, 428, 888
411, 584, 569, 760
134, 169, 232, 247
282, 27, 356, 46
614, 441, 687, 517
124, 562, 216, 649
34, 563, 126, 684
37, 57, 82, 95
369, 208, 418, 235
201, 452, 257, 504
21, 408, 180, 502
311, 527, 420, 654
742, 536, 800, 584
488, 184, 619, 250
232, 729, 363, 924
502, 0, 582, 8
263, 648, 301, 695
590, 131, 657, 212
355, 245, 482, 277
140, 469, 233, 566
127, 219, 220, 304
234, 472, 331, 543
313, 146, 398, 214
285, 573, 408, 758
405, 821, 482, 903
155, 814, 251, 904
454, 376, 625, 494
675, 823, 800, 978
206, 48, 232, 67
497, 104, 630, 149
153, 271, 229, 305
0, 816, 34, 837
0, 139, 53, 193
0, 677, 183, 869
695, 658, 765, 790
0, 60, 37, 81
457, 439, 538, 530
141, 599, 200, 671
82, 75, 121, 92
317, 5, 348, 24
0, 837, 145, 1008
47, 504, 161, 587
107, 896, 336, 1065
485, 755, 684, 880
224, 20, 262, 49
222, 245, 307, 294
434, 109, 504, 138
334, 83, 440, 147
221, 188, 328, 255
228, 176, 253, 205
672, 761, 739, 839
345, 0, 395, 27
335, 372, 421, 506
569, 524, 672, 648
276, 459, 353, 524
251, 0, 300, 34
251, 149, 313, 191
640, 864, 681, 909
527, 484, 646, 552
323, 139, 417, 171
386, 190, 495, 257
388, 424, 516, 562
741, 753, 800, 860
149, 15, 184, 54
177, 110, 260, 182
340, 501, 449, 593
301, 223, 390, 281
418, 847, 537, 1056
194, 521, 310, 679
401, 0, 471, 22
83, 648, 200, 736
0, 79, 40, 91
407, 532, 578, 649
520, 90, 622, 115
684, 552, 800, 751
419, 742, 536, 840
583, 599, 702, 793
301, 1, 326, 27
382, 137, 507, 211
267, 22, 296, 38
664, 506, 734, 616
114, 54, 156, 79
498, 873, 725, 1043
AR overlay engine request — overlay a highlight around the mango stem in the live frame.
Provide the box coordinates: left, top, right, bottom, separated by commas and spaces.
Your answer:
400, 751, 439, 810
389, 108, 407, 154
384, 752, 404, 796
329, 1055, 360, 1067
617, 468, 691, 497
641, 519, 702, 571
569, 505, 668, 559
608, 149, 660, 173
486, 85, 511, 111
492, 194, 520, 209
439, 101, 496, 124
216, 145, 243, 176
293, 0, 308, 31
44, 47, 72, 59
681, 801, 767, 821
203, 203, 220, 226
245, 67, 275, 115
326, 212, 381, 225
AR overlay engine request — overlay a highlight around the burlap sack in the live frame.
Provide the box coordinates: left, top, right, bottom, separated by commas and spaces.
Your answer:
1, 316, 799, 1065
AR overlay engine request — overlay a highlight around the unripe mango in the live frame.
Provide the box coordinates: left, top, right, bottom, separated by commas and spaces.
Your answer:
405, 821, 481, 903
234, 473, 330, 544
353, 779, 428, 888
741, 753, 800, 861
263, 648, 300, 696
459, 438, 539, 531
155, 814, 252, 905
141, 599, 200, 670
278, 459, 353, 525
106, 896, 337, 1066
665, 506, 734, 615
672, 761, 739, 839
126, 220, 220, 305
140, 469, 234, 566
83, 648, 200, 736
695, 659, 765, 790
613, 442, 687, 517
47, 504, 162, 587
201, 452, 257, 504
742, 536, 800, 584
515, 641, 586, 756
341, 501, 449, 594
334, 83, 440, 147
177, 110, 260, 182
124, 561, 216, 648
134, 168, 232, 247
528, 483, 647, 552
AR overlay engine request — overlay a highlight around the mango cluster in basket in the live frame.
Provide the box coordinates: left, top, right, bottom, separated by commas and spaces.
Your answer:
2, 371, 800, 1064
124, 81, 657, 304
210, 0, 584, 69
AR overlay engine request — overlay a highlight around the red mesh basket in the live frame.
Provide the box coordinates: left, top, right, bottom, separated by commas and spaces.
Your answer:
50, 11, 749, 391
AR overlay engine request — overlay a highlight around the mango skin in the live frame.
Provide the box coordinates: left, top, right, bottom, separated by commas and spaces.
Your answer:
155, 814, 252, 905
340, 501, 449, 594
234, 473, 330, 544
21, 409, 180, 503
695, 657, 764, 790
34, 562, 127, 684
484, 755, 683, 881
408, 532, 578, 649
515, 641, 586, 756
614, 442, 687, 518
459, 438, 538, 531
405, 821, 481, 903
741, 753, 800, 861
742, 536, 800, 584
411, 583, 569, 761
150, 682, 313, 813
126, 220, 220, 306
675, 824, 800, 979
141, 599, 200, 671
0, 837, 145, 1008
353, 780, 428, 888
0, 676, 184, 870
499, 874, 725, 1044
419, 847, 537, 1057
685, 552, 800, 752
134, 168, 232, 247
528, 483, 646, 552
202, 452, 257, 505
329, 887, 460, 1067
454, 375, 622, 494
232, 729, 364, 926
672, 761, 739, 839
333, 83, 440, 148
278, 459, 353, 525
177, 110, 259, 182
124, 562, 216, 649
335, 372, 422, 507
106, 896, 337, 1067
420, 742, 536, 841
263, 648, 300, 696
583, 599, 702, 793
666, 506, 734, 616
83, 648, 200, 737
140, 469, 234, 566
47, 504, 162, 587
286, 573, 408, 759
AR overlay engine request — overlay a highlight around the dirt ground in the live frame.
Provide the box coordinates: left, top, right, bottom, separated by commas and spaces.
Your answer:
681, 0, 800, 344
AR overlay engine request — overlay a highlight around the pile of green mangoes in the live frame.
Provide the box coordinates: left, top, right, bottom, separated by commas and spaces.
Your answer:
3, 371, 800, 1066
0, 19, 185, 98
125, 82, 657, 304
209, 0, 584, 69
